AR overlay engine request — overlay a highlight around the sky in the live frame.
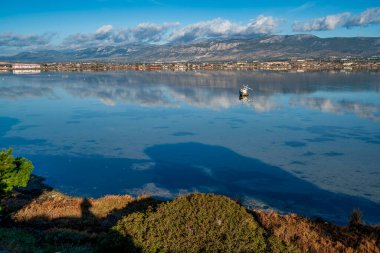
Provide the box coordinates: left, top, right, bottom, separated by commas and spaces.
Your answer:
0, 0, 380, 55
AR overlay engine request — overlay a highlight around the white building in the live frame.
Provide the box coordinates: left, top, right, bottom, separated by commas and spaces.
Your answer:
12, 63, 41, 69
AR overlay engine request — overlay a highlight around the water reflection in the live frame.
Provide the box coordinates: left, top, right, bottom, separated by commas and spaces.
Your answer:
24, 142, 380, 225
0, 71, 379, 224
1, 71, 379, 117
144, 142, 380, 224
239, 95, 277, 112
290, 97, 380, 122
13, 70, 41, 75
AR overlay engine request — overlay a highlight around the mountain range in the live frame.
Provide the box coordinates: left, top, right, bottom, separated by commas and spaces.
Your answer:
1, 34, 380, 62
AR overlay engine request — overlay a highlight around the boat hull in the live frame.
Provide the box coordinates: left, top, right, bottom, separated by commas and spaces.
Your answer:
239, 89, 249, 96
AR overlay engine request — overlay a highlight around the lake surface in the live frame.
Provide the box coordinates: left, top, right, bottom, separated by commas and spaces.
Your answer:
1, 70, 380, 224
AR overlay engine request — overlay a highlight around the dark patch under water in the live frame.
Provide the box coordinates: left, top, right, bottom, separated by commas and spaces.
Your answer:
285, 141, 307, 148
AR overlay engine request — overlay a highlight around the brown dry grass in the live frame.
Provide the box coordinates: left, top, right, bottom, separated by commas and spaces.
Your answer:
6, 189, 136, 231
13, 190, 84, 221
90, 194, 136, 217
253, 209, 380, 253
12, 190, 134, 221
1, 176, 379, 252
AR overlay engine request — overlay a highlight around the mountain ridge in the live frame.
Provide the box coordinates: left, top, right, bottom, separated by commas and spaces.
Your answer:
1, 34, 380, 62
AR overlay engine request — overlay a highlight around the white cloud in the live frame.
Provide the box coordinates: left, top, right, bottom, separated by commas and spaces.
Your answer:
168, 18, 243, 42
1, 15, 282, 54
293, 12, 350, 32
62, 22, 178, 49
131, 22, 180, 42
169, 17, 281, 42
247, 15, 282, 34
292, 7, 380, 32
0, 32, 56, 52
344, 7, 380, 28
96, 24, 113, 34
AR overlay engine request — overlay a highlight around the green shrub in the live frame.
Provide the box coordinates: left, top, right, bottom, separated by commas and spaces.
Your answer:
0, 228, 96, 253
109, 193, 290, 253
43, 228, 95, 245
0, 228, 40, 253
0, 148, 34, 194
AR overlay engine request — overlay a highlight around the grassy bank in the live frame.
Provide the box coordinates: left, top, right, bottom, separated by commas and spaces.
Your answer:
0, 175, 379, 252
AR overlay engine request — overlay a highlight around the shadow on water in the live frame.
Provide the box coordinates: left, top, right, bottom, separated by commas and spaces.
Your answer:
144, 142, 380, 225
21, 142, 380, 225
0, 117, 48, 147
2, 114, 379, 224
28, 155, 154, 197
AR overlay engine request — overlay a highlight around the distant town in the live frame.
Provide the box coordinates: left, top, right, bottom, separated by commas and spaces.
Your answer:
0, 58, 379, 74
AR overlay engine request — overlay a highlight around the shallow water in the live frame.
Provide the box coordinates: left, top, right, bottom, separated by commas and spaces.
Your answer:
1, 70, 379, 224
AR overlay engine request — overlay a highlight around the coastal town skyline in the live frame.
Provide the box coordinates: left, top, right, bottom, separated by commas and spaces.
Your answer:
1, 0, 380, 56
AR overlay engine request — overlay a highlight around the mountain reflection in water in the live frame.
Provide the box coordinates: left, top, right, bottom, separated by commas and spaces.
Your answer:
0, 71, 379, 224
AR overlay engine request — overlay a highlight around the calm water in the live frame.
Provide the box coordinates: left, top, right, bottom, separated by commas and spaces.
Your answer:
1, 70, 380, 224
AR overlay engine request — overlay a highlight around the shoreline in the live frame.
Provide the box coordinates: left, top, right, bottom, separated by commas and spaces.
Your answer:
1, 59, 380, 73
4, 174, 380, 227
1, 175, 379, 252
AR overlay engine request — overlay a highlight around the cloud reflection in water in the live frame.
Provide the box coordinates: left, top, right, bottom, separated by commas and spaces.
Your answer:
290, 97, 380, 122
1, 71, 380, 224
2, 71, 379, 118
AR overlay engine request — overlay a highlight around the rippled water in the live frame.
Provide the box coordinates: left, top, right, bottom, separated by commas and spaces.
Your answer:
1, 70, 379, 224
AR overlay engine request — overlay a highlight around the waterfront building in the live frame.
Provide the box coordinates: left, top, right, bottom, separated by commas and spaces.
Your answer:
12, 63, 41, 69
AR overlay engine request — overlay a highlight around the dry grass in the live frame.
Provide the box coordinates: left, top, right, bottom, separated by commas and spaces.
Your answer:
90, 194, 135, 217
253, 209, 380, 253
6, 189, 135, 232
1, 176, 379, 252
13, 190, 84, 221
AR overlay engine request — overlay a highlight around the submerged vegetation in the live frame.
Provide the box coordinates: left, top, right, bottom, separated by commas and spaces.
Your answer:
0, 152, 379, 252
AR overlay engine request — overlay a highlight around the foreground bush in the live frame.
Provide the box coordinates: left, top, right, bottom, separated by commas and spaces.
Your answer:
0, 228, 94, 253
0, 228, 38, 253
0, 148, 34, 194
105, 193, 291, 253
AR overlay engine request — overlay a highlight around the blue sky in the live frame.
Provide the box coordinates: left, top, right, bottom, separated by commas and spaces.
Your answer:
0, 0, 379, 55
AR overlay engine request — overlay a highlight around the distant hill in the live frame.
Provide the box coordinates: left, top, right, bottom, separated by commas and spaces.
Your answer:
1, 35, 380, 62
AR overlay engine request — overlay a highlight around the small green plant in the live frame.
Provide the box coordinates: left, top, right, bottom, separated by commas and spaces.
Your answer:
349, 208, 363, 226
106, 193, 292, 253
0, 148, 34, 194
